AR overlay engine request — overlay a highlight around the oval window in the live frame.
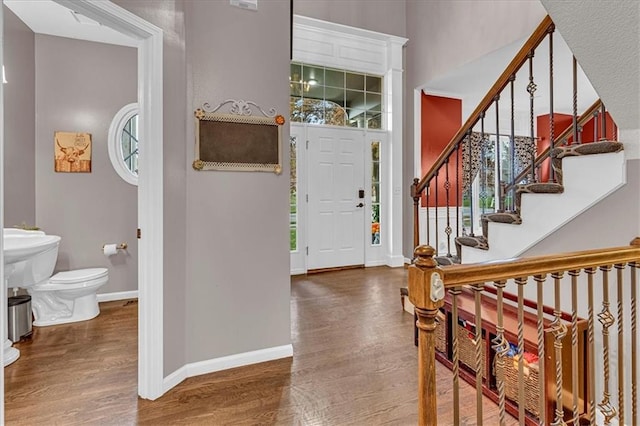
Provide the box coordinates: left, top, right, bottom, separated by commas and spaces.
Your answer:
108, 103, 139, 185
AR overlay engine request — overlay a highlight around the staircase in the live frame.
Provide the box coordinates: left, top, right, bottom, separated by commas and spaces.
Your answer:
459, 141, 625, 263
411, 16, 628, 265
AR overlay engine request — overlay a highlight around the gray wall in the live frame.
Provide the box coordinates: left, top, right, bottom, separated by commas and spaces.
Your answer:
294, 0, 406, 37
403, 0, 547, 257
34, 35, 137, 294
184, 0, 291, 362
4, 6, 35, 228
524, 160, 640, 255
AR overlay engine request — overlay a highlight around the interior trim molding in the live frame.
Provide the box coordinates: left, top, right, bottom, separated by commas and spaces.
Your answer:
163, 344, 294, 394
53, 0, 165, 401
97, 291, 139, 303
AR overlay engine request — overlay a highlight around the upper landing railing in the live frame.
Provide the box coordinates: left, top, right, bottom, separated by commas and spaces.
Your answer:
409, 238, 640, 425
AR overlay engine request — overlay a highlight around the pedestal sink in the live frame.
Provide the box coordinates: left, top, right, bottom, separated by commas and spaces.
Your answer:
3, 230, 61, 366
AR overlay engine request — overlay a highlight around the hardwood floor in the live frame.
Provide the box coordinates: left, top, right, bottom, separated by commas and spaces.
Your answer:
5, 267, 515, 425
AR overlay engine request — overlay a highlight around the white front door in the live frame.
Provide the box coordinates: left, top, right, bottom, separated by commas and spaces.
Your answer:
307, 127, 365, 270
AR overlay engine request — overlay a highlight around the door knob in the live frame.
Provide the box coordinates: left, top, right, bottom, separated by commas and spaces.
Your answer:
356, 202, 364, 208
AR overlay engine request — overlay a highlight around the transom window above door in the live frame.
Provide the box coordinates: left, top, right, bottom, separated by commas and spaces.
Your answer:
290, 63, 384, 129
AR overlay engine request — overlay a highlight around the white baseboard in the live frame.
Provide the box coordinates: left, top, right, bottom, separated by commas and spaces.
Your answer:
97, 290, 138, 302
386, 254, 405, 268
290, 268, 306, 275
162, 365, 188, 393
365, 259, 387, 267
163, 344, 293, 394
404, 257, 412, 265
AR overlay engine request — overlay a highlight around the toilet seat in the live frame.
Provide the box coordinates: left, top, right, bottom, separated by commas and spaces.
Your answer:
50, 268, 108, 284
34, 268, 108, 291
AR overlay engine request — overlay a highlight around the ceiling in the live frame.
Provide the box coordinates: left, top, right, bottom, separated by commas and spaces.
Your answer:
422, 30, 599, 131
4, 0, 137, 47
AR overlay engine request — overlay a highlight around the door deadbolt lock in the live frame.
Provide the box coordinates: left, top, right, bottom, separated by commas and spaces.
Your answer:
358, 189, 365, 199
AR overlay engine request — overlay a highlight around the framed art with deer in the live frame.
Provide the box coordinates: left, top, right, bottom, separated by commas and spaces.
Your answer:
54, 131, 92, 173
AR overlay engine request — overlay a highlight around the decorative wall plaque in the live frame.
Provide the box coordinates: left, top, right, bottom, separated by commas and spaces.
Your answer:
193, 99, 284, 174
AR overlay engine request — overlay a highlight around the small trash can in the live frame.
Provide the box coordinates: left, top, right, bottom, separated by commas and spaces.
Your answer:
8, 295, 32, 343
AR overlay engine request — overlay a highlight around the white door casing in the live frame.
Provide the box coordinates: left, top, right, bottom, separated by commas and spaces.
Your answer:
307, 127, 365, 270
50, 0, 164, 401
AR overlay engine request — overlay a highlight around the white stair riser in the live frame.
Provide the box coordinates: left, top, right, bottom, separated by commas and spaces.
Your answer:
462, 151, 626, 263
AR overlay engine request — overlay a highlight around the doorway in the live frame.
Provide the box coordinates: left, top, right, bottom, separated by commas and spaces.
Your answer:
307, 126, 366, 270
0, 1, 164, 420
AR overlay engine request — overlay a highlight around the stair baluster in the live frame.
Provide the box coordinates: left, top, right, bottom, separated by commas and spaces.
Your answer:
527, 51, 537, 183
444, 157, 452, 257
601, 102, 607, 140
494, 95, 502, 212
509, 74, 516, 211
572, 56, 579, 145
548, 25, 556, 182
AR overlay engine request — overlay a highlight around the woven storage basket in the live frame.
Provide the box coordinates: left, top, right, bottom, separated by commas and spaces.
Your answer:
456, 324, 486, 379
495, 354, 541, 417
434, 315, 447, 354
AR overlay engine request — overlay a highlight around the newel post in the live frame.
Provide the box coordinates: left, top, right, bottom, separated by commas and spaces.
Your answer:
408, 245, 445, 426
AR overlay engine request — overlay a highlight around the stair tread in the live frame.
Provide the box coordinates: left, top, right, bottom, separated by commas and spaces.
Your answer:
434, 255, 461, 266
482, 212, 522, 224
455, 235, 489, 251
516, 182, 564, 194
551, 140, 623, 160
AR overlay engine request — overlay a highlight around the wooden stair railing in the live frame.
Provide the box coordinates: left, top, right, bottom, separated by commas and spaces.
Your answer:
409, 238, 640, 425
412, 15, 618, 262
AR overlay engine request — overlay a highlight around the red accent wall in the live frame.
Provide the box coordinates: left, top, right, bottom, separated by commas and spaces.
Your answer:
580, 112, 616, 143
536, 112, 617, 182
536, 113, 572, 182
421, 94, 462, 207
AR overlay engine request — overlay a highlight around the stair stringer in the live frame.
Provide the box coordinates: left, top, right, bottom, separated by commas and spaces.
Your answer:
462, 150, 626, 263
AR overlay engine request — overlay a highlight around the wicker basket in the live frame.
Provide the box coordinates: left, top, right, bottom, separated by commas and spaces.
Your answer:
434, 314, 447, 354
456, 324, 486, 379
494, 354, 541, 417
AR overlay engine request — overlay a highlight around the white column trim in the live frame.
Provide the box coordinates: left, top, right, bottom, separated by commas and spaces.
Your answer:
53, 0, 165, 400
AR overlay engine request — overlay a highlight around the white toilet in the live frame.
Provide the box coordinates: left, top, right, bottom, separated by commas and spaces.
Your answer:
28, 268, 109, 326
4, 228, 109, 327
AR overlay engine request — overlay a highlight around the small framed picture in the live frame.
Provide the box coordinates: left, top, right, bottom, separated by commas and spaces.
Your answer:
54, 131, 92, 173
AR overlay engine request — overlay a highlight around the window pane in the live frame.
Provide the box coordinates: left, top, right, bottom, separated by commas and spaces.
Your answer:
372, 162, 379, 181
347, 109, 365, 128
345, 90, 365, 110
289, 63, 384, 130
303, 64, 324, 87
290, 97, 303, 122
366, 92, 382, 111
325, 68, 344, 88
371, 183, 380, 203
366, 75, 382, 93
290, 136, 298, 251
324, 101, 347, 126
303, 100, 325, 124
372, 141, 380, 161
366, 111, 382, 129
324, 87, 344, 107
346, 72, 364, 90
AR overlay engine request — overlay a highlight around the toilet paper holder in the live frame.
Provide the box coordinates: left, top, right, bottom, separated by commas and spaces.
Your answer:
102, 243, 128, 251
